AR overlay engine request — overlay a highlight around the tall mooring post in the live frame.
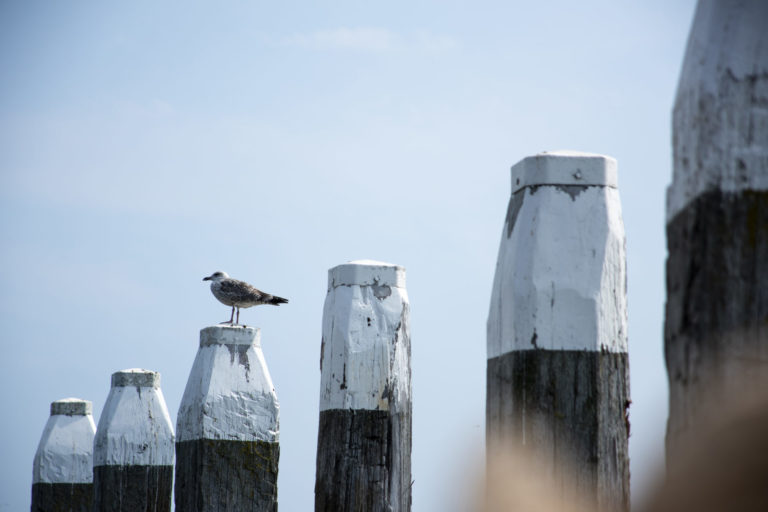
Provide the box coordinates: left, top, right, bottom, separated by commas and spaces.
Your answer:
315, 260, 412, 512
665, 0, 768, 466
487, 151, 629, 511
175, 325, 280, 511
92, 369, 175, 512
31, 398, 96, 512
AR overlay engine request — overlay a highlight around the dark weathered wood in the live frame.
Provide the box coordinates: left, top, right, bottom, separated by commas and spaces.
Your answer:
665, 189, 768, 457
31, 483, 92, 512
666, 0, 768, 465
175, 439, 279, 512
487, 350, 629, 512
315, 409, 412, 512
92, 465, 173, 512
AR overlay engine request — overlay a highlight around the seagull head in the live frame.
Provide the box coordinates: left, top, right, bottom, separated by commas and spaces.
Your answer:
203, 271, 229, 282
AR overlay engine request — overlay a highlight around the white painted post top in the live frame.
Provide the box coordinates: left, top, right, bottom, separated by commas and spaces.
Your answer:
200, 325, 260, 347
176, 325, 278, 443
51, 398, 92, 416
111, 368, 160, 388
328, 260, 406, 290
94, 369, 175, 466
321, 261, 411, 412
510, 150, 618, 193
33, 398, 96, 484
488, 152, 627, 356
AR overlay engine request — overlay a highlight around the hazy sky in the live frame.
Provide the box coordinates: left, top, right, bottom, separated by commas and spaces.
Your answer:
0, 1, 697, 510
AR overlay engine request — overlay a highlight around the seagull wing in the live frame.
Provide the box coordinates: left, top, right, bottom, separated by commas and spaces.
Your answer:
217, 278, 288, 306
219, 279, 270, 304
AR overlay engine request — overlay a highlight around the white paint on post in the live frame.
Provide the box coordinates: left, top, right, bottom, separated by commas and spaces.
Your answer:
487, 151, 627, 358
320, 260, 410, 412
508, 149, 619, 190
33, 398, 96, 484
176, 325, 279, 443
93, 369, 175, 466
667, 0, 768, 221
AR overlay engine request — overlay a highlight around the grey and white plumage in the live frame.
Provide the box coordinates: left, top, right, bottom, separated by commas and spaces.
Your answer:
203, 271, 288, 325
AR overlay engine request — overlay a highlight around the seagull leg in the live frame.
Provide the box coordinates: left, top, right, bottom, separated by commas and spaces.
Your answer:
236, 308, 240, 325
229, 306, 235, 325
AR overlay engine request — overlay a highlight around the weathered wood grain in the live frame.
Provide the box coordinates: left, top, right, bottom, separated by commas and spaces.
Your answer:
175, 439, 279, 512
487, 350, 630, 512
31, 483, 92, 512
92, 465, 173, 512
315, 409, 412, 512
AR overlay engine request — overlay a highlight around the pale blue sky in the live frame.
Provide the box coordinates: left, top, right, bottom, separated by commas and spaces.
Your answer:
1, 2, 697, 510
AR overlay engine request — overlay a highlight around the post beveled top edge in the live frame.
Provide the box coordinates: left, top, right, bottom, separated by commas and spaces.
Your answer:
510, 150, 618, 194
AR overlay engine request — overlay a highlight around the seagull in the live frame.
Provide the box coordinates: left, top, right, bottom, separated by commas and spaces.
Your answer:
203, 271, 288, 325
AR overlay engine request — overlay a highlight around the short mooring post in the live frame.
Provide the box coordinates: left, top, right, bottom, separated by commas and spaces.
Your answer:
31, 398, 96, 512
175, 325, 280, 511
92, 369, 175, 512
315, 260, 412, 512
665, 0, 768, 466
487, 152, 629, 511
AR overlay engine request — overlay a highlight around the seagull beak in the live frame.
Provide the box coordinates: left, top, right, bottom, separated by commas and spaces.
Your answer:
203, 276, 211, 281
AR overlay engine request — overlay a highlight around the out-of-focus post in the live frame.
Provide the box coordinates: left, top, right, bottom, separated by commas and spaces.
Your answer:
665, 0, 768, 467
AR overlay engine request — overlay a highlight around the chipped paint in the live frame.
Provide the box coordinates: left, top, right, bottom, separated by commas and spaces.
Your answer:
555, 184, 589, 201
328, 259, 406, 291
488, 152, 627, 357
372, 282, 392, 299
33, 398, 96, 484
320, 261, 411, 413
177, 325, 279, 443
510, 150, 618, 194
505, 190, 525, 238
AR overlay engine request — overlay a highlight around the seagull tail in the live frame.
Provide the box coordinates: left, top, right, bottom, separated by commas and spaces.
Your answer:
268, 295, 289, 305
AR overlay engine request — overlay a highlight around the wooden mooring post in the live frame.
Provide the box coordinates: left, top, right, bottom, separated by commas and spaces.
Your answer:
31, 398, 96, 512
315, 260, 412, 512
665, 0, 768, 467
486, 151, 629, 511
175, 325, 280, 511
92, 369, 175, 512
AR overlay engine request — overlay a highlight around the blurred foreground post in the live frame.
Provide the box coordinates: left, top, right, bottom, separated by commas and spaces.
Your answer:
93, 369, 175, 512
175, 325, 280, 511
315, 260, 412, 512
665, 0, 768, 466
487, 152, 629, 511
31, 398, 96, 512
